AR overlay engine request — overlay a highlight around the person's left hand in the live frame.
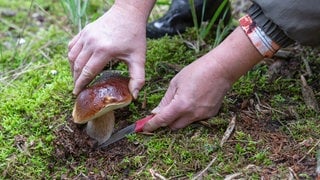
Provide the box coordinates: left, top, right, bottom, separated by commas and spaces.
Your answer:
68, 4, 148, 97
143, 54, 232, 131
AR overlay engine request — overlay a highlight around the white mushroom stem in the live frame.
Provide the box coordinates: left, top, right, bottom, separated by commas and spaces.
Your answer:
86, 111, 115, 145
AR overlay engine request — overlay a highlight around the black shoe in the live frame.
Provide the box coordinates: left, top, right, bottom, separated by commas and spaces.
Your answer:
147, 0, 231, 39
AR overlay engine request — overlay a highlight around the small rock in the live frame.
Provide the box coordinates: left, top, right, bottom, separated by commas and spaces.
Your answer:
50, 70, 58, 75
1, 9, 16, 17
17, 38, 26, 45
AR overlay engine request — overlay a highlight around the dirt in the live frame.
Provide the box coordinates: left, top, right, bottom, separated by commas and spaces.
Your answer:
51, 107, 147, 179
52, 109, 317, 179
235, 110, 317, 178
228, 50, 318, 178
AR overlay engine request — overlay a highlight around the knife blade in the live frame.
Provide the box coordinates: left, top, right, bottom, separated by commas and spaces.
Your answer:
98, 114, 154, 149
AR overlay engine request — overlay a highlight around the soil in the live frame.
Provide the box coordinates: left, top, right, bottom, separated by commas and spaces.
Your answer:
51, 107, 146, 179
52, 105, 317, 179
234, 110, 317, 178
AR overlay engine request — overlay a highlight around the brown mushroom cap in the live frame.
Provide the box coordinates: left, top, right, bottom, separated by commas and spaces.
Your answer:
72, 71, 132, 124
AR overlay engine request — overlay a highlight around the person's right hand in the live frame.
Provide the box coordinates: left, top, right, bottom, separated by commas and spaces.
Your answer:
143, 54, 233, 132
68, 4, 148, 98
143, 27, 264, 132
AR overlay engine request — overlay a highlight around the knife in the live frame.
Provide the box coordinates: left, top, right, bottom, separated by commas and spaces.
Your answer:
98, 114, 154, 149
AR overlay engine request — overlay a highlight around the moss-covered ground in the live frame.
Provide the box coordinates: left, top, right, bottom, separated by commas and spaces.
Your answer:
0, 0, 319, 179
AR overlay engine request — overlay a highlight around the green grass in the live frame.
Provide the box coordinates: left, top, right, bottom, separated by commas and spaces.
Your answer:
0, 21, 73, 177
1, 0, 320, 179
60, 0, 89, 32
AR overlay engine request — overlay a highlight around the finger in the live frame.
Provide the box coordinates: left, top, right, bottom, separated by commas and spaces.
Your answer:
68, 40, 83, 73
73, 53, 110, 95
73, 49, 93, 81
127, 60, 145, 99
68, 33, 81, 50
169, 115, 194, 130
151, 80, 177, 114
143, 98, 182, 132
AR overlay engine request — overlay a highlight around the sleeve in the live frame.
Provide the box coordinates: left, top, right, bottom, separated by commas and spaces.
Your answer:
249, 0, 320, 47
239, 14, 281, 58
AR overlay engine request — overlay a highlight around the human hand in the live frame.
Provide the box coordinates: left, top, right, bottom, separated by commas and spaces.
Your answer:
143, 55, 233, 132
68, 4, 148, 98
143, 26, 265, 132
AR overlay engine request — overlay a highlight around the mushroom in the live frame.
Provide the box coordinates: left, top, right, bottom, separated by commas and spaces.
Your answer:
72, 71, 132, 144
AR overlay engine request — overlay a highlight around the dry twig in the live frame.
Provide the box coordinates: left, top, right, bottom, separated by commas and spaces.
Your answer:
300, 75, 319, 112
192, 116, 236, 179
298, 139, 320, 163
224, 173, 242, 180
0, 63, 50, 89
220, 116, 236, 146
149, 169, 167, 180
288, 167, 299, 180
302, 57, 312, 77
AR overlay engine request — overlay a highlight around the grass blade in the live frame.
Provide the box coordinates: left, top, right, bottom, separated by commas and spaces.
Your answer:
200, 0, 229, 39
60, 0, 89, 32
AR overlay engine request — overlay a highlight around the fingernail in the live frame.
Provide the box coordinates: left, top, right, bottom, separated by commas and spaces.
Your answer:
72, 89, 79, 95
151, 107, 160, 114
132, 89, 139, 99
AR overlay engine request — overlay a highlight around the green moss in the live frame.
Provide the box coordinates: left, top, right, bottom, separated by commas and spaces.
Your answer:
0, 17, 72, 178
1, 0, 320, 179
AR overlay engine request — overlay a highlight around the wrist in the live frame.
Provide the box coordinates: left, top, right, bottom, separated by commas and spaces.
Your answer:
209, 27, 264, 83
239, 14, 280, 58
114, 0, 155, 23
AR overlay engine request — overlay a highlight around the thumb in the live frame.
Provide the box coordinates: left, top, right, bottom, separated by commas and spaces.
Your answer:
143, 97, 181, 132
144, 80, 179, 132
151, 79, 177, 113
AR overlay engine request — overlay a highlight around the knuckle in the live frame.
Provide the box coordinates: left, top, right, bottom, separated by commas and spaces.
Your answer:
73, 63, 81, 74
95, 46, 108, 54
155, 115, 169, 127
68, 52, 76, 61
82, 65, 94, 79
85, 37, 95, 46
135, 78, 145, 87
